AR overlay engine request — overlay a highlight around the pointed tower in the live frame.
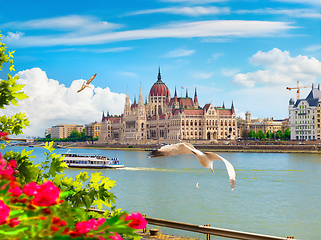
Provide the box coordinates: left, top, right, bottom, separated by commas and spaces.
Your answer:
231, 101, 235, 114
193, 87, 199, 108
133, 95, 137, 109
174, 86, 178, 102
222, 102, 225, 109
186, 88, 188, 98
124, 88, 131, 116
166, 91, 170, 104
137, 85, 147, 142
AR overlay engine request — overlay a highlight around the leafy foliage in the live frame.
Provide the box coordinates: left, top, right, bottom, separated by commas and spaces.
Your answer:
0, 32, 128, 234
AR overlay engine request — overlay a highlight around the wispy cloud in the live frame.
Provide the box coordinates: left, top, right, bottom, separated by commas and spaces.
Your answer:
119, 72, 138, 77
127, 6, 230, 17
236, 8, 321, 18
222, 68, 240, 76
0, 15, 121, 33
163, 48, 195, 58
49, 47, 133, 53
304, 45, 321, 52
207, 52, 224, 63
3, 19, 297, 47
192, 71, 215, 79
274, 0, 320, 5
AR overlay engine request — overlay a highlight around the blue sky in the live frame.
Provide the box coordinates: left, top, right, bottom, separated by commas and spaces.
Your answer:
0, 0, 320, 137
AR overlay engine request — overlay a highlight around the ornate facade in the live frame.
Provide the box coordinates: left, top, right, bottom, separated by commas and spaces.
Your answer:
98, 68, 237, 144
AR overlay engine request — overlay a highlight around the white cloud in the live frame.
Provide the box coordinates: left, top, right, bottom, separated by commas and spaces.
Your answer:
6, 31, 24, 40
235, 8, 321, 18
192, 71, 215, 79
221, 68, 240, 76
1, 15, 121, 33
304, 45, 321, 52
231, 48, 321, 88
49, 47, 133, 53
207, 52, 224, 63
163, 48, 195, 58
128, 6, 230, 16
2, 19, 296, 47
274, 0, 320, 5
0, 68, 126, 137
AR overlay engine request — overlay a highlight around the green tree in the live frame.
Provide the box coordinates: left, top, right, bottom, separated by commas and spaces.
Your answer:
258, 130, 265, 140
283, 128, 290, 140
275, 130, 282, 140
69, 130, 81, 138
248, 129, 257, 139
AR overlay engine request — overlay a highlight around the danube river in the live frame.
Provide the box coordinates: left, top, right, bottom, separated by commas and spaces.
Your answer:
4, 146, 321, 239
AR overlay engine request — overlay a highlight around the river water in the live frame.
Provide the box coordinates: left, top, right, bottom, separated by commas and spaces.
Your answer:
3, 146, 321, 239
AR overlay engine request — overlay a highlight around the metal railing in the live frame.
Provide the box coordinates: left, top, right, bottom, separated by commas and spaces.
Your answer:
88, 209, 297, 240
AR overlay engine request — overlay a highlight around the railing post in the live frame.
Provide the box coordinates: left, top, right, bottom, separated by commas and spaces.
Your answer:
204, 224, 210, 240
143, 215, 147, 233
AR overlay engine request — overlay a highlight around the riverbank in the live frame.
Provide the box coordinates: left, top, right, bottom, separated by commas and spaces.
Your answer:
69, 142, 321, 154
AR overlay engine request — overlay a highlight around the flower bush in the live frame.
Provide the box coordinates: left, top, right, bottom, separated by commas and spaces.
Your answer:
0, 150, 147, 239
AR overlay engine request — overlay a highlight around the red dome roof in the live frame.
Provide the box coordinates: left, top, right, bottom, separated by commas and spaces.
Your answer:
149, 68, 170, 97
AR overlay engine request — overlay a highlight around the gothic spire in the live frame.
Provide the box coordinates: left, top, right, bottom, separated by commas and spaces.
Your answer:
157, 66, 162, 82
194, 87, 198, 104
222, 102, 225, 109
186, 88, 188, 98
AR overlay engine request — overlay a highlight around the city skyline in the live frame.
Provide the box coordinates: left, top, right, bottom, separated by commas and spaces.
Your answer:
0, 0, 320, 137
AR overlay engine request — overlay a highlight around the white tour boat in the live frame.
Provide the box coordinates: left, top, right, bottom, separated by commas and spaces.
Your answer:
62, 151, 124, 169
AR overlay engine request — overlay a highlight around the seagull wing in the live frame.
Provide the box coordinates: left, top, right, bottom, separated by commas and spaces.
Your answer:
149, 143, 194, 158
77, 82, 86, 93
86, 73, 97, 84
204, 152, 236, 190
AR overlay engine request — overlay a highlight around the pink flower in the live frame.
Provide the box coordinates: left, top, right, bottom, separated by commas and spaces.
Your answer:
0, 200, 10, 225
125, 213, 147, 229
0, 132, 9, 140
23, 182, 40, 196
8, 160, 17, 169
23, 181, 61, 207
109, 233, 122, 240
0, 158, 13, 177
8, 217, 20, 228
75, 218, 106, 234
9, 185, 22, 197
75, 220, 95, 234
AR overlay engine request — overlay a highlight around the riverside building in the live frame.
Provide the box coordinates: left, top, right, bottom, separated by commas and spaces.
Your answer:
289, 84, 321, 141
98, 68, 237, 144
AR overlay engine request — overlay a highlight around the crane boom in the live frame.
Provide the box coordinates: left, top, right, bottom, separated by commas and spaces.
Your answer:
286, 81, 311, 100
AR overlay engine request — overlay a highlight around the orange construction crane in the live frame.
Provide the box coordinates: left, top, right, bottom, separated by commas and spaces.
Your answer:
286, 81, 311, 100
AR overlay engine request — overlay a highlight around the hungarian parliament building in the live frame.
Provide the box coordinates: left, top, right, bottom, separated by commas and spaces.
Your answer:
98, 68, 237, 144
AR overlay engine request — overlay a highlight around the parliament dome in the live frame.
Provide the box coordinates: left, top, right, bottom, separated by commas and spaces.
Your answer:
149, 68, 170, 97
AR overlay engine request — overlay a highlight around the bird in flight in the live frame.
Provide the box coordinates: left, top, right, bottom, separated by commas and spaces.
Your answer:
149, 142, 236, 190
77, 73, 97, 93
196, 182, 199, 188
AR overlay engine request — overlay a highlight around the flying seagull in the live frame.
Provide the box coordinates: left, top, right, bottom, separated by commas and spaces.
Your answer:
77, 73, 97, 93
196, 182, 199, 188
149, 143, 236, 190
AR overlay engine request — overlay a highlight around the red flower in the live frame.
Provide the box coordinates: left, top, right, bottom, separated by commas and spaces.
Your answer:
75, 220, 95, 234
0, 158, 13, 177
8, 160, 17, 169
23, 181, 61, 207
125, 213, 147, 229
0, 132, 9, 140
109, 233, 122, 240
0, 200, 10, 225
8, 218, 20, 228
